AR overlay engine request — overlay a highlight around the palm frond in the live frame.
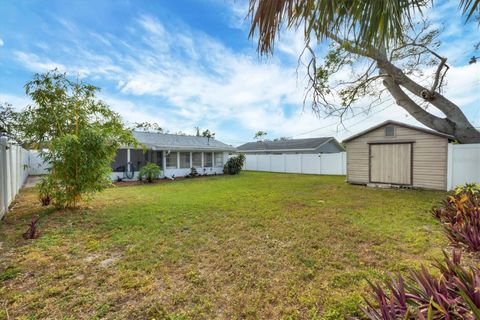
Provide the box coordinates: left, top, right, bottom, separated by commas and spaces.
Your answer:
248, 0, 427, 55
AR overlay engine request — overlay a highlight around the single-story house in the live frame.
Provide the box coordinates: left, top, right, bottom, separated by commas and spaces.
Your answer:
237, 137, 344, 155
111, 132, 236, 180
343, 120, 454, 190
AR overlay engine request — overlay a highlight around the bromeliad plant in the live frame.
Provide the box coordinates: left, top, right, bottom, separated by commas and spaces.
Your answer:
432, 183, 480, 251
362, 250, 480, 319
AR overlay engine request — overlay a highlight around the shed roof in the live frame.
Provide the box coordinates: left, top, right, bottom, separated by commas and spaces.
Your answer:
342, 120, 454, 143
237, 137, 337, 152
132, 131, 236, 151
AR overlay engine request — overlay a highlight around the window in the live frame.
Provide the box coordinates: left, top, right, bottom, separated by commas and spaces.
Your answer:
204, 153, 213, 167
166, 152, 178, 169
111, 149, 128, 172
214, 152, 224, 167
192, 152, 202, 167
144, 150, 163, 168
130, 149, 146, 171
385, 125, 395, 137
179, 152, 190, 168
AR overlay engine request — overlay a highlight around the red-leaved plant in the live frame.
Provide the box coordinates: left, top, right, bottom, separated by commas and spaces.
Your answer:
432, 186, 480, 252
362, 250, 480, 319
22, 216, 41, 240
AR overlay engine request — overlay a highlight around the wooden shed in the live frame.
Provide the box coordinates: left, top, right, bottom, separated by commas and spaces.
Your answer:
343, 120, 453, 190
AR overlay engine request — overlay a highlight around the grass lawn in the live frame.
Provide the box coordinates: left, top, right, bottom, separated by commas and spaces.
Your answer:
0, 172, 447, 319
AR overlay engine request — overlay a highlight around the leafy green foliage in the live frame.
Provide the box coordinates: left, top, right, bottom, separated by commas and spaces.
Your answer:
454, 183, 480, 196
254, 130, 267, 141
201, 129, 215, 140
223, 154, 245, 175
46, 129, 122, 207
362, 250, 480, 319
37, 176, 52, 206
138, 162, 162, 183
134, 122, 163, 133
0, 102, 20, 141
18, 70, 136, 208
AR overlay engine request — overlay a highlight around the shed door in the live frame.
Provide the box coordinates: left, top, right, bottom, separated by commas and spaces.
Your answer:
370, 144, 412, 185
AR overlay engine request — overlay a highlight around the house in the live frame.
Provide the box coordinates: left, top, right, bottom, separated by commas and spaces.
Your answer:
237, 137, 344, 155
343, 120, 454, 190
111, 132, 236, 180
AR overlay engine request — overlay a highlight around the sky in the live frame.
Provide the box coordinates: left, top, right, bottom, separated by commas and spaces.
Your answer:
0, 0, 479, 146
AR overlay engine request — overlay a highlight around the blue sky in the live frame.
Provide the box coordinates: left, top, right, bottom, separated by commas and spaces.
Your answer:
1, 0, 479, 145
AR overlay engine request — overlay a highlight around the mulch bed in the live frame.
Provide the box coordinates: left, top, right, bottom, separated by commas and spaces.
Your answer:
112, 174, 220, 187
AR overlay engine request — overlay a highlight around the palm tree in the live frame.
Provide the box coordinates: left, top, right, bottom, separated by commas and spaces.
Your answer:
248, 0, 479, 55
248, 0, 480, 143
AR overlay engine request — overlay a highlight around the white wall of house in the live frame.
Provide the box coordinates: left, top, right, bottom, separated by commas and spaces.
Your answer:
163, 151, 228, 178
111, 150, 228, 180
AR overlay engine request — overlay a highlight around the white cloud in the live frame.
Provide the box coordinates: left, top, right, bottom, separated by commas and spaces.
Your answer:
0, 38, 4, 46
8, 4, 480, 145
0, 93, 32, 110
14, 51, 67, 73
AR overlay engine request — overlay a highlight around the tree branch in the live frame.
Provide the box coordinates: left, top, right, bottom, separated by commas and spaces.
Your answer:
380, 69, 455, 135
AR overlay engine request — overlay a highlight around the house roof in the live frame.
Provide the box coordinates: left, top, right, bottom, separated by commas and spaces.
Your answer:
132, 131, 236, 151
342, 120, 455, 143
237, 137, 339, 152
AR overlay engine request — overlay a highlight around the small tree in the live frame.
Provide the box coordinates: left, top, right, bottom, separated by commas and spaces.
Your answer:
0, 102, 21, 142
248, 1, 480, 142
18, 70, 136, 208
139, 163, 162, 183
134, 122, 164, 133
224, 154, 246, 175
202, 129, 215, 144
254, 131, 267, 141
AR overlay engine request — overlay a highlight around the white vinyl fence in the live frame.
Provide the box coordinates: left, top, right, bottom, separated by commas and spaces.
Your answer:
0, 138, 29, 219
447, 143, 480, 190
244, 144, 480, 191
28, 150, 49, 175
244, 152, 347, 175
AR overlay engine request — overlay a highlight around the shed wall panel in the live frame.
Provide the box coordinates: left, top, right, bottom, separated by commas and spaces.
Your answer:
345, 124, 448, 190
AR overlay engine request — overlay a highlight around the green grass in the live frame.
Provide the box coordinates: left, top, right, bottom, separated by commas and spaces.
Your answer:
0, 172, 447, 319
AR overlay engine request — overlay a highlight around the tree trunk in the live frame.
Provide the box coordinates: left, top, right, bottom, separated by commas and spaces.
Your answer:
377, 60, 480, 143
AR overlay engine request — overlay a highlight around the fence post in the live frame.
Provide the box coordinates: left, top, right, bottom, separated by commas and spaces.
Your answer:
447, 143, 453, 190
0, 139, 7, 218
318, 154, 322, 174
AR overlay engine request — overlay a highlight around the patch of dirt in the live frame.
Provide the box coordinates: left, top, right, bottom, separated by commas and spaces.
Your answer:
99, 257, 118, 268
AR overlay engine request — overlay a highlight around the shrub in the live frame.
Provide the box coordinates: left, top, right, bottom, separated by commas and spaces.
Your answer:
454, 183, 480, 196
432, 192, 480, 251
139, 163, 161, 183
362, 250, 480, 319
37, 176, 52, 206
223, 154, 246, 175
18, 70, 136, 209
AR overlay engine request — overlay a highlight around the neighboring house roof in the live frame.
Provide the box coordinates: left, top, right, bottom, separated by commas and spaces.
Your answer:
132, 131, 236, 151
237, 137, 344, 152
342, 120, 455, 143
